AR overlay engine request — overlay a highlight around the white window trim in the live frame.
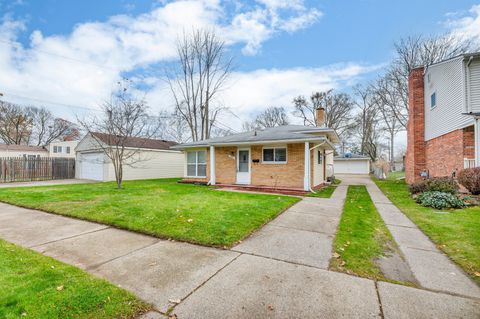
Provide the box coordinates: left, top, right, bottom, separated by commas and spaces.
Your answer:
262, 145, 287, 164
186, 150, 207, 178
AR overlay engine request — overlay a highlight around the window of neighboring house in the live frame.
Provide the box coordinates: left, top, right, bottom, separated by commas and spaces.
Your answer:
430, 92, 436, 109
262, 147, 287, 163
187, 150, 207, 177
66, 146, 70, 154
58, 146, 62, 153
53, 146, 57, 153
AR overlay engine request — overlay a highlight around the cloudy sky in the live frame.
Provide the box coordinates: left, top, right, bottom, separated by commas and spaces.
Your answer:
1, 0, 480, 141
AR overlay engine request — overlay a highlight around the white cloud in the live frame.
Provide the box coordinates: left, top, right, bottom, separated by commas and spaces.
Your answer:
144, 62, 382, 131
446, 4, 480, 46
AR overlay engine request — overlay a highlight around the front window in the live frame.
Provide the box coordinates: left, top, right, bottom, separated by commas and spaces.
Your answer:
263, 147, 287, 163
187, 150, 207, 177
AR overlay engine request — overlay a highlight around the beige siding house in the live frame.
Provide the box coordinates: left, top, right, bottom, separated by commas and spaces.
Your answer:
48, 140, 78, 158
0, 144, 49, 158
75, 132, 184, 181
173, 109, 339, 192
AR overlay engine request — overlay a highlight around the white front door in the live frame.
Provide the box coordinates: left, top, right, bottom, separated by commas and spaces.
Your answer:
236, 148, 251, 184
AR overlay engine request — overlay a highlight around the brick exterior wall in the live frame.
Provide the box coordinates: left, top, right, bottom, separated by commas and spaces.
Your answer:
182, 143, 311, 189
250, 144, 305, 189
463, 126, 475, 158
406, 67, 426, 183
406, 67, 476, 182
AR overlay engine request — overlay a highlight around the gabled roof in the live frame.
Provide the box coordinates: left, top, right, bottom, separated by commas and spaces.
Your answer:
173, 125, 340, 149
0, 144, 48, 152
90, 132, 177, 150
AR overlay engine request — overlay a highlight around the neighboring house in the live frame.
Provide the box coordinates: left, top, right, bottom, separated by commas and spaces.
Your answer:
334, 154, 370, 174
0, 144, 48, 158
173, 108, 339, 192
406, 52, 480, 183
48, 140, 78, 158
75, 132, 184, 181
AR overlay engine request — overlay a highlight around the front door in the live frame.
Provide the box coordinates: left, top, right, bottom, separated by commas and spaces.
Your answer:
236, 148, 251, 184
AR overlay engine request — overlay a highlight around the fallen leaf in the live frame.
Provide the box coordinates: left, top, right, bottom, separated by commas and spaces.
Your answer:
339, 247, 345, 251
149, 262, 157, 267
474, 272, 480, 277
187, 219, 193, 223
339, 260, 346, 267
169, 314, 178, 319
56, 285, 64, 291
333, 252, 340, 258
168, 299, 181, 304
21, 312, 27, 317
267, 305, 274, 311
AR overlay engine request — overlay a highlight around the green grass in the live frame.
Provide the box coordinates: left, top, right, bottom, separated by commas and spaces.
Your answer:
307, 179, 342, 198
330, 185, 396, 280
386, 171, 405, 180
0, 179, 299, 247
374, 178, 480, 284
0, 239, 149, 319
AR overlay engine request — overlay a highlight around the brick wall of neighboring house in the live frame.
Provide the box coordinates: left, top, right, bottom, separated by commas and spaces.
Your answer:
463, 126, 475, 158
250, 143, 305, 189
406, 67, 426, 183
424, 129, 464, 177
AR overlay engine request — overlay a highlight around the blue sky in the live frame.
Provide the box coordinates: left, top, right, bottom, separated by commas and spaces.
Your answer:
0, 0, 479, 135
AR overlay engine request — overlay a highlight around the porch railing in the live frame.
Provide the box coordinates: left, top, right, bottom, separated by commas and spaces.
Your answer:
464, 158, 476, 169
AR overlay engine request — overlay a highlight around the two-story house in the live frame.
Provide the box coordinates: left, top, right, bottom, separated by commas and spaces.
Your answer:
406, 52, 480, 183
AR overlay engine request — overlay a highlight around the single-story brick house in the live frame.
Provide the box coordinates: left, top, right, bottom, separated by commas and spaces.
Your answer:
172, 109, 339, 192
406, 52, 480, 183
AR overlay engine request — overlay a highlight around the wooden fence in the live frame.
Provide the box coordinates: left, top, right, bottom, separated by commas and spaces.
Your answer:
0, 157, 75, 183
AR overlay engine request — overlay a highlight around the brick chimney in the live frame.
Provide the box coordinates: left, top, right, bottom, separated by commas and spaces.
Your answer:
316, 107, 326, 127
405, 67, 426, 184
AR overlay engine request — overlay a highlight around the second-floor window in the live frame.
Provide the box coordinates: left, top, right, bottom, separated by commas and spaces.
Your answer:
53, 146, 58, 153
66, 146, 71, 154
430, 92, 436, 109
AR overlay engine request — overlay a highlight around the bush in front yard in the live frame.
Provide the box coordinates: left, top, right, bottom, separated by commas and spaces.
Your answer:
409, 177, 458, 195
458, 168, 480, 195
415, 191, 466, 210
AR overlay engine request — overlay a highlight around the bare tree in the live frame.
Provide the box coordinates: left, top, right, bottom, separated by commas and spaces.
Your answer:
167, 29, 233, 141
0, 101, 33, 144
292, 90, 355, 136
242, 106, 289, 131
372, 81, 404, 170
383, 34, 473, 128
78, 85, 160, 189
28, 107, 78, 146
352, 85, 382, 161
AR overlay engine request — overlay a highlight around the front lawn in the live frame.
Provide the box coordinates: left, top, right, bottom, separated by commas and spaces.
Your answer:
0, 179, 299, 247
0, 239, 149, 319
374, 178, 480, 284
330, 186, 397, 281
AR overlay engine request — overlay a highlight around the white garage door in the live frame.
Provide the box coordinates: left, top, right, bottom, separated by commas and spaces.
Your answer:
334, 160, 370, 174
79, 152, 104, 181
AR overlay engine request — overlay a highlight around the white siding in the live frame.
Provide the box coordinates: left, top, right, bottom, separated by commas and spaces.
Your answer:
48, 140, 78, 158
0, 149, 48, 157
424, 57, 474, 141
105, 150, 184, 181
312, 148, 324, 186
469, 59, 480, 113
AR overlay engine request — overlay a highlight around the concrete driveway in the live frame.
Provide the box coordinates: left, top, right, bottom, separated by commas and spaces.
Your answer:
0, 182, 479, 318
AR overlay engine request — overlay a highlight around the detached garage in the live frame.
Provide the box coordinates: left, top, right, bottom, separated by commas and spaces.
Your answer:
76, 132, 184, 181
334, 154, 370, 175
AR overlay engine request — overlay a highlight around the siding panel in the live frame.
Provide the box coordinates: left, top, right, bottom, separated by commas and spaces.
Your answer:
470, 60, 480, 113
424, 57, 474, 141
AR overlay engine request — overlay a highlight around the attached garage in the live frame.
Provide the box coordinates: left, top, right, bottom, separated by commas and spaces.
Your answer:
76, 133, 184, 181
334, 155, 370, 175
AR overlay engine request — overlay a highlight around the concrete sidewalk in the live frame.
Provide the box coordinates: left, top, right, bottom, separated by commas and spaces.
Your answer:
339, 174, 480, 299
0, 197, 479, 318
0, 179, 95, 188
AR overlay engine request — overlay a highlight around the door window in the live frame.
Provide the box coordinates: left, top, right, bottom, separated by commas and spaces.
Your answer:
238, 150, 249, 172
